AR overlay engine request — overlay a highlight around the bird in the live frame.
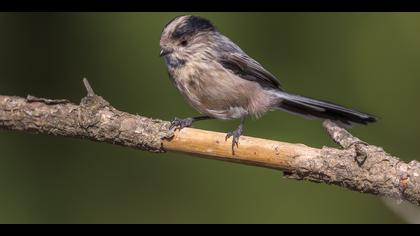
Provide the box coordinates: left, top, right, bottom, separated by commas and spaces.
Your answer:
159, 15, 376, 154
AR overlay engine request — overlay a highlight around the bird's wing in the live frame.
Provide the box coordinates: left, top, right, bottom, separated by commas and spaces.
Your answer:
217, 52, 282, 90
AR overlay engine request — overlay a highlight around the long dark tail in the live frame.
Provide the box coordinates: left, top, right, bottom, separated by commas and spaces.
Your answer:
275, 91, 376, 125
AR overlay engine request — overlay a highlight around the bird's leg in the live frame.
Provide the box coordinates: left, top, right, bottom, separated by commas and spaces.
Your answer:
225, 117, 245, 155
169, 116, 212, 130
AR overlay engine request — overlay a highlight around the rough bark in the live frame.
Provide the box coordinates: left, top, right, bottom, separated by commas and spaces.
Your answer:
0, 79, 419, 205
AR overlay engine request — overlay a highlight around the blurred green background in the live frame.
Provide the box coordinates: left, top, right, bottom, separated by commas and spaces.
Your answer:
0, 12, 419, 223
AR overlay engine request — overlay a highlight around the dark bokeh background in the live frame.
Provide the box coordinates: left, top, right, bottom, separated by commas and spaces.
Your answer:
1, 13, 419, 223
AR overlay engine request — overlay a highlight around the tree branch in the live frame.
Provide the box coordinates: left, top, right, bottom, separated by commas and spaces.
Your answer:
0, 80, 419, 205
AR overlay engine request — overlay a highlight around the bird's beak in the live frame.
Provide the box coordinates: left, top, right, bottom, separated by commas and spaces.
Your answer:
159, 47, 172, 57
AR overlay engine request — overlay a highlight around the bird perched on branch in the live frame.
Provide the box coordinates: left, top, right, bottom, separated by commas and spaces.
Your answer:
159, 15, 376, 153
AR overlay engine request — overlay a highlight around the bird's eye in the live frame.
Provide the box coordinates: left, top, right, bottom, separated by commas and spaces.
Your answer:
180, 40, 188, 46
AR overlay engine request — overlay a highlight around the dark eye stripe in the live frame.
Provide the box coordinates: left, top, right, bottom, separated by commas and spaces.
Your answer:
172, 16, 215, 39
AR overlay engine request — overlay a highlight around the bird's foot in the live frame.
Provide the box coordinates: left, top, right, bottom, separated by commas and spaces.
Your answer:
169, 117, 194, 130
225, 127, 243, 155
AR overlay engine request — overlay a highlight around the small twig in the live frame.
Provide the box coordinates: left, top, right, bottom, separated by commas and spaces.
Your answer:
83, 78, 95, 96
323, 120, 366, 148
323, 120, 370, 167
0, 80, 419, 205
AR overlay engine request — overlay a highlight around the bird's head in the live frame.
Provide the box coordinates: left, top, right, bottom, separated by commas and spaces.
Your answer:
159, 15, 217, 59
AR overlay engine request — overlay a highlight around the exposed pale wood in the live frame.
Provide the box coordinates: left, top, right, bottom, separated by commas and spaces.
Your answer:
162, 127, 320, 170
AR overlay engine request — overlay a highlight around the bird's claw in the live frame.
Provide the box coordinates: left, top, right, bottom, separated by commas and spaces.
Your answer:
169, 117, 193, 130
225, 128, 242, 155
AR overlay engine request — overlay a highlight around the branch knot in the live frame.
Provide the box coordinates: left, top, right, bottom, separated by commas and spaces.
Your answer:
78, 79, 112, 130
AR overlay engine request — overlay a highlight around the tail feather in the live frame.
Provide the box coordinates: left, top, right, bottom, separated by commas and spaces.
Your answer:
275, 91, 376, 125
